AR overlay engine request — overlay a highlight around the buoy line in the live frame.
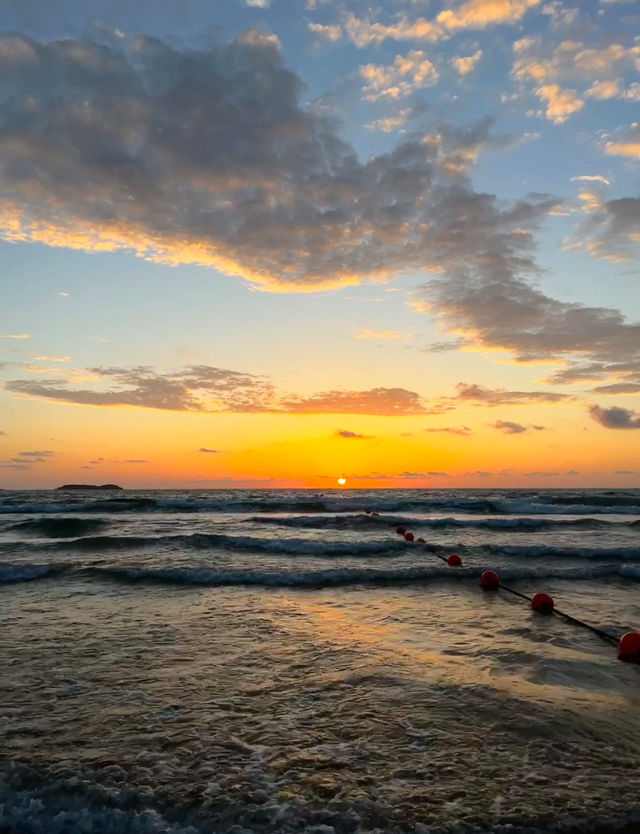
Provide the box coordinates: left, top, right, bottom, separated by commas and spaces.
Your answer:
362, 511, 640, 665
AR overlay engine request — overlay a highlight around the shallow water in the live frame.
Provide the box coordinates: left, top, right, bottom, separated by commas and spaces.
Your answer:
1, 488, 639, 833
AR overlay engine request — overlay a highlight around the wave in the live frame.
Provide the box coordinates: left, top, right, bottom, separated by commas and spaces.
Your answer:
51, 532, 409, 557
0, 563, 68, 583
84, 562, 640, 589
250, 514, 636, 532
4, 558, 640, 588
414, 542, 640, 561
7, 517, 109, 537
0, 496, 334, 515
2, 489, 639, 516
3, 529, 639, 562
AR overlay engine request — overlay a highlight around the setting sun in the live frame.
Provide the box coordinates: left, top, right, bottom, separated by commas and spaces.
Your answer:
338, 477, 347, 485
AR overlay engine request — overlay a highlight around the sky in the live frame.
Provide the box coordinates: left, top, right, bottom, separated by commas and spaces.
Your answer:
0, 0, 639, 490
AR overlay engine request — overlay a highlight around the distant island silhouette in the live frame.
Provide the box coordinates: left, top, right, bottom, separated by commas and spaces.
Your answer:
55, 484, 123, 491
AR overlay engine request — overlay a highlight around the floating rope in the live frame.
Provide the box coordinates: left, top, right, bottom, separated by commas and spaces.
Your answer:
376, 514, 640, 664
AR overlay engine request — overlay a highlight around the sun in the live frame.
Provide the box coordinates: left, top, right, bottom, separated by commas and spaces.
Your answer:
337, 477, 347, 485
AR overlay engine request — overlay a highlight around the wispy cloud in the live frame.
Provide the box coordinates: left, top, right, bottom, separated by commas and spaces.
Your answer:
425, 426, 472, 435
1, 334, 30, 339
571, 175, 610, 186
33, 356, 71, 362
343, 1, 542, 48
199, 448, 218, 453
281, 387, 432, 415
455, 383, 569, 405
335, 429, 371, 439
356, 329, 410, 340
19, 450, 54, 457
492, 420, 527, 434
3, 364, 442, 415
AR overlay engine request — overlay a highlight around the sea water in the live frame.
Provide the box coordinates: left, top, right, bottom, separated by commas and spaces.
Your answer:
1, 488, 639, 833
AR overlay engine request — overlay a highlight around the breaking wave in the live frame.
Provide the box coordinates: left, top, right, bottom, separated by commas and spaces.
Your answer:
0, 563, 69, 583
250, 514, 637, 532
7, 517, 110, 537
82, 562, 640, 588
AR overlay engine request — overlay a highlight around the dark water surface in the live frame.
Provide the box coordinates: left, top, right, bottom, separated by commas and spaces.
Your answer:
1, 488, 639, 833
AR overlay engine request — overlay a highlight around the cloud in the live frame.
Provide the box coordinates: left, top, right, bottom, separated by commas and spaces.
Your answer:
364, 101, 429, 133
547, 359, 640, 387
397, 471, 449, 478
566, 178, 640, 262
343, 1, 542, 48
570, 175, 610, 186
535, 84, 584, 123
425, 425, 472, 435
589, 404, 640, 429
124, 459, 147, 463
412, 250, 640, 376
18, 450, 54, 457
3, 363, 440, 415
365, 111, 413, 133
58, 291, 70, 297
0, 30, 637, 384
604, 124, 640, 159
356, 329, 410, 340
512, 38, 640, 120
308, 23, 342, 41
359, 51, 438, 101
5, 365, 273, 412
0, 31, 507, 292
336, 430, 371, 438
33, 355, 71, 362
199, 448, 218, 453
281, 387, 431, 415
452, 50, 483, 77
592, 382, 640, 394
586, 80, 622, 100
455, 383, 569, 405
1, 334, 30, 339
605, 143, 640, 158
244, 0, 270, 7
492, 420, 528, 434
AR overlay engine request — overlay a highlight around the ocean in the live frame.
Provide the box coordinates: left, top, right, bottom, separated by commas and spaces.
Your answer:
1, 487, 639, 834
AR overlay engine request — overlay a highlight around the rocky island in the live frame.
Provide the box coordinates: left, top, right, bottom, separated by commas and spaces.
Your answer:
55, 484, 123, 491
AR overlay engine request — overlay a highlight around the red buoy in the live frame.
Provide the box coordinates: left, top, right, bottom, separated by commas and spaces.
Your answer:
404, 532, 415, 542
618, 632, 640, 662
396, 526, 406, 535
480, 570, 500, 590
531, 592, 554, 613
416, 537, 426, 544
447, 554, 462, 567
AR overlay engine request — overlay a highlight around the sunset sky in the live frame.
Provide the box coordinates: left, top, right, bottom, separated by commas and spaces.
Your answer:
1, 0, 639, 489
